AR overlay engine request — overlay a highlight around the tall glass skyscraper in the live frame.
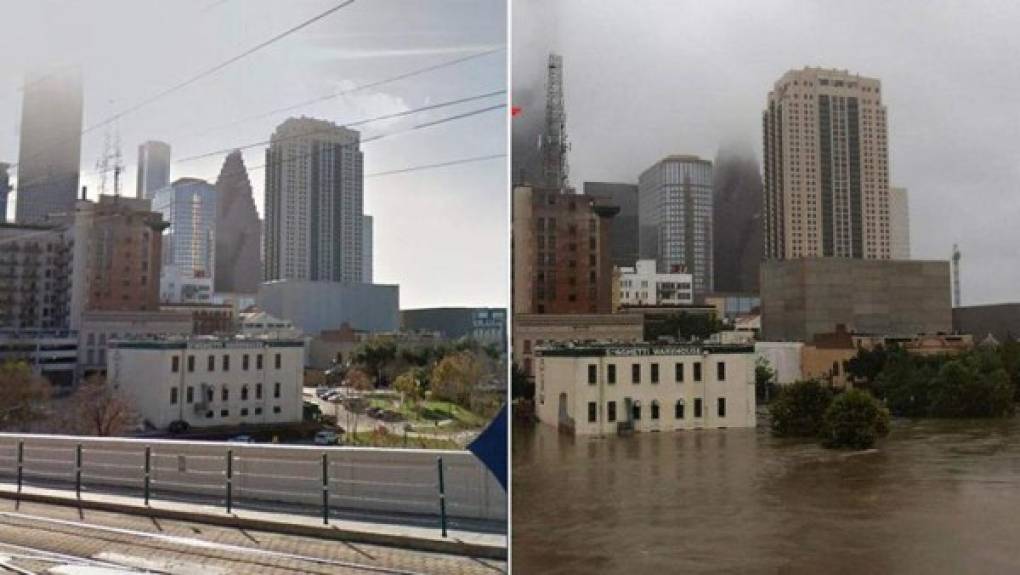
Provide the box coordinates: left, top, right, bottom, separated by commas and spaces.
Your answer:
136, 141, 172, 200
638, 155, 714, 296
153, 178, 217, 301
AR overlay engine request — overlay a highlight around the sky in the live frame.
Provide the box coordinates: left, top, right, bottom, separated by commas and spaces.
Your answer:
513, 0, 1020, 307
0, 0, 507, 309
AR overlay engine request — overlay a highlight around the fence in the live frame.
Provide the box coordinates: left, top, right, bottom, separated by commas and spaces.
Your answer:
0, 434, 506, 534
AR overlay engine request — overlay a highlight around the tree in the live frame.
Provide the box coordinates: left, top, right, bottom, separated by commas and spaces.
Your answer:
820, 389, 891, 449
0, 361, 51, 431
351, 338, 397, 387
755, 356, 776, 403
394, 369, 423, 411
845, 344, 892, 388
344, 368, 373, 435
927, 353, 1014, 418
768, 380, 834, 438
872, 349, 934, 417
511, 363, 534, 401
65, 375, 136, 436
431, 351, 485, 407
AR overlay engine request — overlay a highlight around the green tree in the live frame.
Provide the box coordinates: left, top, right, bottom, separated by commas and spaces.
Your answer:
927, 353, 1014, 418
999, 337, 1020, 400
820, 389, 891, 449
0, 361, 51, 431
351, 338, 397, 387
845, 344, 892, 388
755, 356, 776, 403
511, 363, 534, 400
872, 349, 934, 417
394, 369, 423, 411
431, 351, 485, 407
768, 379, 834, 437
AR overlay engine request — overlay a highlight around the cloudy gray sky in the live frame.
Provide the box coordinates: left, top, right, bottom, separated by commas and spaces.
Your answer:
0, 0, 507, 309
513, 0, 1020, 306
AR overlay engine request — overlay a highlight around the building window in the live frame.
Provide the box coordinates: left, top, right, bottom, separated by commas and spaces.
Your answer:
243, 354, 250, 371
717, 361, 726, 381
220, 409, 229, 417
651, 400, 660, 420
607, 364, 616, 384
170, 388, 178, 405
274, 382, 281, 399
186, 386, 194, 404
694, 362, 702, 382
208, 355, 215, 371
632, 403, 641, 420
206, 387, 214, 402
254, 407, 263, 415
607, 401, 617, 422
222, 355, 230, 371
273, 406, 281, 414
675, 363, 684, 382
241, 385, 249, 401
631, 364, 640, 384
256, 383, 263, 400
588, 402, 597, 423
718, 398, 727, 418
187, 355, 195, 372
675, 400, 685, 419
171, 356, 180, 373
257, 354, 264, 370
587, 364, 597, 384
275, 353, 282, 369
206, 411, 213, 419
651, 363, 659, 384
694, 398, 703, 418
241, 408, 249, 417
221, 386, 229, 401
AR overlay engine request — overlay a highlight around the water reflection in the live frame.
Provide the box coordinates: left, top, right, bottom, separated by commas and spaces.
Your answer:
512, 416, 1020, 574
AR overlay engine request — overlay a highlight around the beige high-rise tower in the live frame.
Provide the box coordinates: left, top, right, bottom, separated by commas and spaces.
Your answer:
762, 67, 890, 260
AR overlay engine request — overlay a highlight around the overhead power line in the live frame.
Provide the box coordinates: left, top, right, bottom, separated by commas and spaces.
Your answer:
365, 153, 505, 178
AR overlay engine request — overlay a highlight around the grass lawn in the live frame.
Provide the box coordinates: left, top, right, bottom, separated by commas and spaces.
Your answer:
346, 430, 460, 450
367, 396, 489, 429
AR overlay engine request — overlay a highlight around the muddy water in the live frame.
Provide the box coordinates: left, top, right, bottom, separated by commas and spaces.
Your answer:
512, 415, 1020, 574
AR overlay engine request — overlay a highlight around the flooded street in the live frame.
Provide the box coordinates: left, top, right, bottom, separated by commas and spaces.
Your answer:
513, 414, 1020, 574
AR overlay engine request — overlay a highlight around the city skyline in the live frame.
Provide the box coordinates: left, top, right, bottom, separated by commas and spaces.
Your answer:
513, 0, 1020, 306
0, 0, 507, 309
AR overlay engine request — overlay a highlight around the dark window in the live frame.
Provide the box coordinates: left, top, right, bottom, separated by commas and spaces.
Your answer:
651, 363, 659, 384
207, 355, 215, 372
240, 408, 249, 417
273, 406, 281, 414
170, 388, 178, 405
717, 361, 726, 381
718, 398, 727, 418
220, 409, 229, 417
206, 411, 213, 419
254, 407, 263, 415
588, 402, 597, 422
275, 354, 282, 369
675, 400, 685, 419
587, 364, 597, 384
256, 383, 263, 399
171, 356, 179, 373
675, 363, 684, 382
243, 354, 249, 371
607, 364, 616, 384
694, 398, 703, 418
241, 385, 249, 401
222, 355, 230, 371
274, 382, 281, 399
221, 386, 229, 401
651, 401, 660, 420
206, 387, 214, 402
694, 362, 702, 382
632, 403, 641, 420
631, 364, 640, 384
256, 354, 264, 370
186, 386, 194, 404
607, 401, 617, 422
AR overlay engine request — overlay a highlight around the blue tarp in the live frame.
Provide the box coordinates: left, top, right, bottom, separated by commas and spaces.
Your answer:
467, 404, 507, 490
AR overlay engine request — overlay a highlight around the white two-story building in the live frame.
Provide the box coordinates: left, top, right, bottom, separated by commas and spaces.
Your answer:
534, 342, 756, 435
108, 335, 305, 431
618, 259, 694, 307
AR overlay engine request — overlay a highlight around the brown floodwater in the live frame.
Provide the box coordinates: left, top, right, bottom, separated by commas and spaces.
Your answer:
512, 413, 1020, 574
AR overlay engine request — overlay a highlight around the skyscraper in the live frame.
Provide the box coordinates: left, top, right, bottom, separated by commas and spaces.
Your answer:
638, 155, 714, 296
264, 118, 363, 283
713, 145, 763, 292
584, 182, 639, 269
153, 178, 217, 302
214, 150, 261, 294
362, 214, 373, 283
763, 67, 891, 260
0, 163, 10, 223
15, 69, 83, 224
136, 141, 171, 200
889, 186, 910, 260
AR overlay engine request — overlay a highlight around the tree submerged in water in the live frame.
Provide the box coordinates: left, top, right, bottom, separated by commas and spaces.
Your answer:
768, 380, 833, 438
820, 389, 891, 450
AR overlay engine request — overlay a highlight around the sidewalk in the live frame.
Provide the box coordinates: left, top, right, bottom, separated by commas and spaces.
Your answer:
0, 482, 507, 560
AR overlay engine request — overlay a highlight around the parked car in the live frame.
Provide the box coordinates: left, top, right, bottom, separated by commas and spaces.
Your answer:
314, 430, 339, 445
228, 435, 255, 444
167, 420, 190, 434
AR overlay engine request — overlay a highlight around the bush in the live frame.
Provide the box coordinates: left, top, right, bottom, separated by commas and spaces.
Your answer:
769, 380, 834, 437
820, 389, 891, 449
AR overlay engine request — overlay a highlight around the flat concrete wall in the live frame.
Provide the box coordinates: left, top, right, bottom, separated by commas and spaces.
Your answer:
761, 259, 952, 341
0, 434, 505, 524
258, 280, 400, 335
953, 303, 1020, 342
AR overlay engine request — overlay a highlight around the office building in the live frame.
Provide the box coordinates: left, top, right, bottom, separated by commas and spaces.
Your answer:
513, 313, 643, 381
15, 69, 83, 224
77, 310, 193, 376
153, 178, 217, 303
264, 118, 363, 283
712, 146, 763, 292
160, 302, 234, 335
534, 342, 757, 435
214, 150, 261, 295
362, 214, 373, 283
638, 155, 714, 295
763, 67, 891, 260
136, 141, 171, 200
513, 186, 618, 315
584, 182, 639, 268
0, 329, 78, 388
0, 223, 74, 330
257, 280, 398, 336
618, 259, 694, 307
761, 258, 952, 342
108, 335, 304, 431
0, 163, 10, 223
889, 186, 910, 259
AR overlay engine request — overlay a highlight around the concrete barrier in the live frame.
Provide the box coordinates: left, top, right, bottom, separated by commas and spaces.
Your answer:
0, 434, 506, 524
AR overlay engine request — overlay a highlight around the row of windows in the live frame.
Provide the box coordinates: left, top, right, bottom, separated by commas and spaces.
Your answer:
587, 361, 726, 385
169, 382, 283, 405
587, 398, 727, 422
171, 353, 283, 373
201, 406, 282, 419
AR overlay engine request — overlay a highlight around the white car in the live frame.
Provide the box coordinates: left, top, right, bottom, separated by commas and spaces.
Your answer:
314, 430, 339, 445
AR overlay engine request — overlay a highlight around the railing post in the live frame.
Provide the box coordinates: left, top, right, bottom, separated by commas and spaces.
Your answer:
437, 456, 447, 538
225, 449, 233, 513
321, 453, 329, 525
75, 443, 82, 500
143, 446, 151, 506
16, 441, 23, 496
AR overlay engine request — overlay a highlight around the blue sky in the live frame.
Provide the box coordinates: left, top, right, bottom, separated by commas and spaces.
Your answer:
0, 0, 508, 309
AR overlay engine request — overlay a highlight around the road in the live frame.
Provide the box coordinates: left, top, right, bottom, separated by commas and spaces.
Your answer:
0, 499, 506, 574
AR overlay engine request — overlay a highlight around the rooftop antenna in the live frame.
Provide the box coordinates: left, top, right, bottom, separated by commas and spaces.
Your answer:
542, 53, 569, 191
952, 243, 961, 307
95, 101, 124, 197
